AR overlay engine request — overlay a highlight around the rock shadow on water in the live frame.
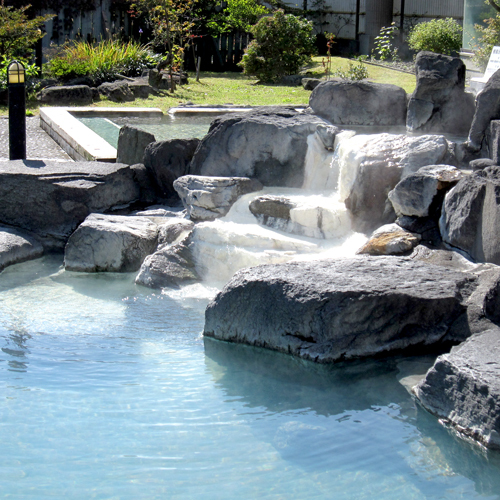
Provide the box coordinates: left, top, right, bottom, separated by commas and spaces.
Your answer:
204, 337, 500, 496
204, 337, 420, 475
413, 402, 500, 498
203, 336, 411, 415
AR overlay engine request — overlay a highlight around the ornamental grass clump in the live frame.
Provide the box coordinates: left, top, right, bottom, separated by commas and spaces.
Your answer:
46, 38, 158, 84
239, 9, 316, 83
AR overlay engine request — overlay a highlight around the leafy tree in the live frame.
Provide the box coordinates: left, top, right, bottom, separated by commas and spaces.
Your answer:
132, 0, 199, 91
206, 0, 268, 35
473, 14, 500, 70
407, 18, 462, 56
239, 9, 315, 82
0, 3, 53, 60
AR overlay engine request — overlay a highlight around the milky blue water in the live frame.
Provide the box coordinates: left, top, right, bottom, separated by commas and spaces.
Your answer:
78, 115, 213, 149
2, 256, 500, 499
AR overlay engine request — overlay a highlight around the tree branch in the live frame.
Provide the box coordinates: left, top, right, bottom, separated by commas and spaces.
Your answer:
489, 0, 500, 14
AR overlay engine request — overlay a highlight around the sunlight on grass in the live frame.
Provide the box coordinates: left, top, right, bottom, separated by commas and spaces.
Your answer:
0, 57, 416, 116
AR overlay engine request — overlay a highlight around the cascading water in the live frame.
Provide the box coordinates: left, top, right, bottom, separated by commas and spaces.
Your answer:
188, 128, 368, 283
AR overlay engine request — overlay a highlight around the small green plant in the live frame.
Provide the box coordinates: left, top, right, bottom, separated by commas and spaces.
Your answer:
372, 23, 399, 61
473, 14, 500, 71
333, 62, 369, 81
407, 18, 462, 56
46, 39, 158, 84
239, 9, 316, 83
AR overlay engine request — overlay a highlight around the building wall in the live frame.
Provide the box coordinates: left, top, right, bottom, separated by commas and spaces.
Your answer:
282, 0, 464, 52
40, 0, 135, 57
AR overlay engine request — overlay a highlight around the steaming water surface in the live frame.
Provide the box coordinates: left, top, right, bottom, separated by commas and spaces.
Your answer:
2, 256, 500, 499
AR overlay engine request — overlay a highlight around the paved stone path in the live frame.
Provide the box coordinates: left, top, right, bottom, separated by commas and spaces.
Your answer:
0, 116, 72, 161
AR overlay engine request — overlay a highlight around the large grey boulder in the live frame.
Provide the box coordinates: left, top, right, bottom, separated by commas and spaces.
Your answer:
0, 160, 140, 249
174, 175, 263, 221
468, 68, 500, 152
98, 81, 134, 102
144, 138, 200, 199
127, 80, 153, 99
388, 164, 463, 218
414, 328, 500, 450
135, 234, 199, 288
339, 133, 454, 232
0, 226, 43, 272
188, 107, 328, 187
309, 80, 407, 126
38, 85, 93, 105
116, 126, 155, 165
148, 69, 188, 90
407, 51, 475, 135
204, 256, 482, 363
64, 214, 158, 272
440, 165, 500, 265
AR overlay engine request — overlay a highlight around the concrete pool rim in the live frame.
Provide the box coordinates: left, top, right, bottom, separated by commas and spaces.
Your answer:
40, 105, 307, 163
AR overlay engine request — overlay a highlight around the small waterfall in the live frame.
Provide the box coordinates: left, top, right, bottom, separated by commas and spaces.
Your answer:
302, 129, 355, 191
189, 129, 369, 283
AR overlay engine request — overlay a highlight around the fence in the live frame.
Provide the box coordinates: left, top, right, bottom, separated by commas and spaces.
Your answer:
187, 32, 251, 72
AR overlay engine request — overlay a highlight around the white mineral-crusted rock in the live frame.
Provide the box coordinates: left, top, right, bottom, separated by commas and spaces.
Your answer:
0, 226, 43, 272
414, 328, 500, 450
337, 133, 454, 232
174, 175, 263, 221
64, 214, 158, 272
204, 256, 483, 363
188, 107, 329, 187
249, 193, 351, 240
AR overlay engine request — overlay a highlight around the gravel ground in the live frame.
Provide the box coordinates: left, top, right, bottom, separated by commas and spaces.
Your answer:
0, 116, 72, 161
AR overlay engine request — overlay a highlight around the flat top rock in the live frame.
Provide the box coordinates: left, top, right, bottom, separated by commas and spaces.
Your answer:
445, 329, 500, 384
0, 160, 129, 177
220, 256, 472, 300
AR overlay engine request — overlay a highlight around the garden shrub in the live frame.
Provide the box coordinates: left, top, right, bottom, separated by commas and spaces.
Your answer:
0, 56, 41, 95
239, 10, 316, 82
46, 39, 158, 85
407, 18, 462, 56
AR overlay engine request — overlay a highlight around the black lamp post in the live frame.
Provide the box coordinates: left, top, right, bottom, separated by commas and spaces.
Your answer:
8, 60, 27, 161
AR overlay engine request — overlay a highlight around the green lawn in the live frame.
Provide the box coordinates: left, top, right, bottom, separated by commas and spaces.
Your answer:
0, 57, 416, 116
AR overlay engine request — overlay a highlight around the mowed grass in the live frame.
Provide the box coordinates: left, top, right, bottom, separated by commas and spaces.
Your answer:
0, 57, 416, 116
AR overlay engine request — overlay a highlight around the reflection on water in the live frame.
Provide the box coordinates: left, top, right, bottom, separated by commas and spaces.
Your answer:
0, 256, 500, 499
